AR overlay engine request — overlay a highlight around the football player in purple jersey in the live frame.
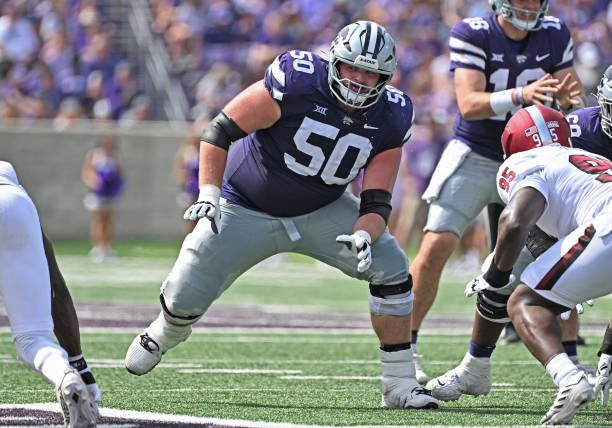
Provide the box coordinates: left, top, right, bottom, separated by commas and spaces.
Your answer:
427, 64, 612, 402
125, 21, 439, 410
407, 0, 586, 384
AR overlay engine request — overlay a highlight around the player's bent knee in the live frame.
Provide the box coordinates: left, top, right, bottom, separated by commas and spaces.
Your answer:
369, 276, 414, 316
476, 289, 511, 323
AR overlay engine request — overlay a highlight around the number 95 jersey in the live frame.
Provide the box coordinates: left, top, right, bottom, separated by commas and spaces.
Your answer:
496, 145, 612, 239
221, 50, 414, 217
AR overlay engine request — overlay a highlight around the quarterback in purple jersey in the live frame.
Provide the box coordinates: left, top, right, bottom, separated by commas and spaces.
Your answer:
408, 0, 586, 384
125, 21, 439, 410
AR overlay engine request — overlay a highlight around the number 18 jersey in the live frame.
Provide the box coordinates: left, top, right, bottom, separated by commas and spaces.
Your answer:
450, 14, 573, 161
222, 50, 414, 217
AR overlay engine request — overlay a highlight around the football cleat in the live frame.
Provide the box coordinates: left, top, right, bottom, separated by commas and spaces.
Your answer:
540, 373, 595, 425
56, 368, 97, 428
426, 352, 492, 401
125, 332, 164, 375
381, 376, 439, 409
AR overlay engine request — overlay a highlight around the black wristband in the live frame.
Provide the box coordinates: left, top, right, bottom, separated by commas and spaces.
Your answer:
483, 262, 512, 288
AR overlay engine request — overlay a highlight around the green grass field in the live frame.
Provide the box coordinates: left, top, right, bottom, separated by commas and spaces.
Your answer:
0, 240, 609, 427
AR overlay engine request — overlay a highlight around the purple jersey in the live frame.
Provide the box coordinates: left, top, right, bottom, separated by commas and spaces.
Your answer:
450, 14, 574, 161
91, 150, 123, 198
222, 50, 414, 217
567, 107, 612, 160
185, 150, 200, 198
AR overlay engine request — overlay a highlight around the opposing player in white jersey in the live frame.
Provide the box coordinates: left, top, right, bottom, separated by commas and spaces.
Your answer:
465, 105, 610, 424
427, 65, 612, 402
0, 161, 97, 428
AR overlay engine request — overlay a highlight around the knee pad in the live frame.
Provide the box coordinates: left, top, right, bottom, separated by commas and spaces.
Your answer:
476, 289, 511, 323
14, 331, 67, 371
369, 276, 414, 316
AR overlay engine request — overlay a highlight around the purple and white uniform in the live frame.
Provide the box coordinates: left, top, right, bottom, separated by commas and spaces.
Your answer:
223, 50, 413, 217
422, 13, 575, 237
450, 14, 573, 161
162, 50, 414, 319
566, 106, 612, 160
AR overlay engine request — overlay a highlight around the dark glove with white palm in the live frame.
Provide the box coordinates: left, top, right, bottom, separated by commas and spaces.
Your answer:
336, 230, 372, 273
183, 184, 221, 233
465, 251, 515, 297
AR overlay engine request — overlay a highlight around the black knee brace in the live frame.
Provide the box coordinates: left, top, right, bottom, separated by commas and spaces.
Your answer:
476, 289, 511, 323
369, 275, 413, 298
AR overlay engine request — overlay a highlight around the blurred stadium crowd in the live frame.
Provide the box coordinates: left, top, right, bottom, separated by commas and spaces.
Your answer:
0, 0, 610, 127
1, 0, 611, 253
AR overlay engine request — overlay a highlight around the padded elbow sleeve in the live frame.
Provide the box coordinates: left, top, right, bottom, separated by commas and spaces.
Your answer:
201, 111, 248, 150
359, 189, 392, 224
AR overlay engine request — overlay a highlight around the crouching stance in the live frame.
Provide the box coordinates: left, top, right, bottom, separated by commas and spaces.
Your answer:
457, 106, 611, 425
125, 21, 438, 410
0, 162, 97, 428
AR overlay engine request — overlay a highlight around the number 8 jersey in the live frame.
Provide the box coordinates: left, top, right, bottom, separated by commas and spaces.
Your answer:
496, 145, 612, 239
222, 50, 414, 217
450, 14, 573, 161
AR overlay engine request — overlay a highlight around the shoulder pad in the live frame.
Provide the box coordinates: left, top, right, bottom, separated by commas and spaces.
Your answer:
264, 50, 326, 102
449, 17, 489, 71
381, 85, 415, 144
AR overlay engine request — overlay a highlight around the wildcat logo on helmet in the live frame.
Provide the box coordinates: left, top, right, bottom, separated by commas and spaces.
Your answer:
354, 55, 379, 69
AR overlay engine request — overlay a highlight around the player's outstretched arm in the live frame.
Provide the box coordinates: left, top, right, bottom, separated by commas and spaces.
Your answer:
44, 231, 102, 412
45, 231, 81, 356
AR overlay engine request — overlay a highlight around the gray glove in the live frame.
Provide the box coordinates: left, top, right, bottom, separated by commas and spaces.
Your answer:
183, 184, 221, 233
336, 230, 372, 273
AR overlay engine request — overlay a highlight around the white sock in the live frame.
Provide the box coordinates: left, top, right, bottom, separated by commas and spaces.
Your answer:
546, 353, 581, 387
14, 332, 71, 388
148, 312, 192, 351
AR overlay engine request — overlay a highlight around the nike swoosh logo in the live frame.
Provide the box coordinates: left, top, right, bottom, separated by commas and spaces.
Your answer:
536, 53, 550, 62
364, 124, 378, 129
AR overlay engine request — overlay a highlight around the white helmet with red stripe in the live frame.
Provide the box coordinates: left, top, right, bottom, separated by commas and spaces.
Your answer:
501, 105, 572, 157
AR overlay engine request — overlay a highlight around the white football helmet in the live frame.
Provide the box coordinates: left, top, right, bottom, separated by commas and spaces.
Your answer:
597, 64, 612, 139
328, 20, 396, 109
489, 0, 549, 31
